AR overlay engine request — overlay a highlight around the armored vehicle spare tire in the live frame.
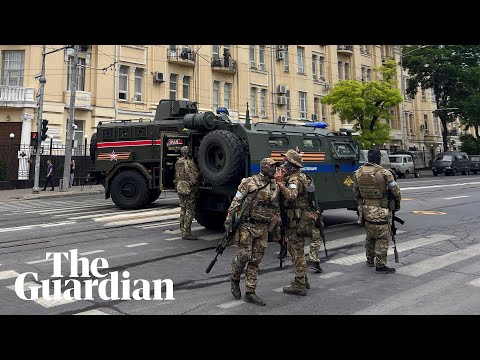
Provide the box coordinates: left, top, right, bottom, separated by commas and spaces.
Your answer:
111, 170, 149, 209
198, 130, 245, 186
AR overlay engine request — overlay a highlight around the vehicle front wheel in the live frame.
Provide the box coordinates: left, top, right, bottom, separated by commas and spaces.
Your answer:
433, 171, 438, 176
110, 170, 149, 209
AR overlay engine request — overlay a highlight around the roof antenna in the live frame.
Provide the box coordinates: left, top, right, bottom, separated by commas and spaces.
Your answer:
245, 102, 251, 129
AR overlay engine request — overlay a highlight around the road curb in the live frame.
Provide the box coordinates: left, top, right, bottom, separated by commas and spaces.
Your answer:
10, 190, 104, 201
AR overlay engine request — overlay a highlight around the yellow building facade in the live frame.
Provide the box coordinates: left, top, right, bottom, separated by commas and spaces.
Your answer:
1, 44, 452, 169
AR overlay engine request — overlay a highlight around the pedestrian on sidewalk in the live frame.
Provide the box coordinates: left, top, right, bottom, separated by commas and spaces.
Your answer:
42, 159, 54, 191
70, 159, 76, 187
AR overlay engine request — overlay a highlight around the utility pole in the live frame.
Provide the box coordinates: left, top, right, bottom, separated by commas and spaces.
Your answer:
32, 45, 46, 193
399, 47, 408, 151
61, 45, 79, 192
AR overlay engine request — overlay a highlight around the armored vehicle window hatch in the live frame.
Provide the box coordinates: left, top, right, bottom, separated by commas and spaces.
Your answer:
268, 136, 289, 147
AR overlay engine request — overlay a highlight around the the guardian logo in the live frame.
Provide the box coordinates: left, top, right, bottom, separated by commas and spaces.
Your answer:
15, 250, 174, 301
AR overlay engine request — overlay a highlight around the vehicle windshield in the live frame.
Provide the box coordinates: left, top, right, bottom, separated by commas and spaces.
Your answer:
435, 155, 452, 161
389, 157, 403, 163
332, 142, 357, 157
471, 156, 480, 162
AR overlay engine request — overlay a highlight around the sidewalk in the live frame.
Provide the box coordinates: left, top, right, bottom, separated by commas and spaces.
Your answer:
0, 184, 105, 202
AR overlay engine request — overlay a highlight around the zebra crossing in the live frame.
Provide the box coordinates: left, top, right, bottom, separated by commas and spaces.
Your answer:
1, 225, 480, 314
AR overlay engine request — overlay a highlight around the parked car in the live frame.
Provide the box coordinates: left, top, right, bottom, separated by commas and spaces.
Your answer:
389, 154, 420, 178
431, 151, 471, 176
468, 155, 480, 174
359, 150, 397, 178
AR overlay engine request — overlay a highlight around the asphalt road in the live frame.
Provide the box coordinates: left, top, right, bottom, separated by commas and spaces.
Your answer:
1, 172, 480, 315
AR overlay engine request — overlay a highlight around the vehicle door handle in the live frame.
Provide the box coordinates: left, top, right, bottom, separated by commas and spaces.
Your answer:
335, 164, 340, 173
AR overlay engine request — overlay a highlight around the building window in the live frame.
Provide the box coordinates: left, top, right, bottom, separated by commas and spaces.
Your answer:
67, 57, 86, 91
424, 114, 428, 130
314, 97, 320, 118
367, 68, 372, 81
73, 120, 85, 150
134, 68, 143, 101
434, 116, 439, 135
338, 61, 343, 80
1, 50, 25, 87
212, 45, 220, 60
169, 73, 177, 100
319, 56, 325, 80
249, 45, 256, 68
259, 45, 265, 70
260, 89, 267, 117
284, 48, 289, 72
250, 87, 257, 116
299, 91, 307, 119
409, 113, 414, 133
361, 66, 366, 81
183, 76, 190, 99
421, 88, 426, 101
297, 46, 305, 74
224, 82, 231, 109
286, 89, 291, 118
321, 103, 327, 121
213, 80, 219, 110
119, 65, 128, 100
431, 88, 436, 102
312, 54, 317, 80
344, 63, 350, 80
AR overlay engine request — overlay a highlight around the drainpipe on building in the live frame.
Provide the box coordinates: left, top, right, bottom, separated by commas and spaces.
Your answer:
114, 45, 118, 119
271, 45, 276, 124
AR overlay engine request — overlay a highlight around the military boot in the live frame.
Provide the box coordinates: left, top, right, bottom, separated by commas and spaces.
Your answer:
245, 292, 266, 306
376, 265, 396, 274
283, 279, 307, 296
366, 260, 375, 267
308, 260, 323, 273
182, 234, 198, 240
292, 276, 310, 289
231, 278, 241, 299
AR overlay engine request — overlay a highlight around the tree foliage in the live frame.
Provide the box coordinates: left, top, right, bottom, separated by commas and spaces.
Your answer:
402, 45, 480, 152
459, 134, 480, 154
321, 59, 402, 149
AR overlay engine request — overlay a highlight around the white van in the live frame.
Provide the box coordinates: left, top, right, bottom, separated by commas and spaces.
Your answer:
389, 154, 419, 178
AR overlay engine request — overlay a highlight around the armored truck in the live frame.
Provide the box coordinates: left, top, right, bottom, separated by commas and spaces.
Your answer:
89, 99, 360, 230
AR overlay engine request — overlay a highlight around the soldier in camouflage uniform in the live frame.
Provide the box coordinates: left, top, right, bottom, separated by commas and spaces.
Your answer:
174, 146, 200, 240
353, 149, 401, 273
275, 149, 313, 296
226, 158, 280, 306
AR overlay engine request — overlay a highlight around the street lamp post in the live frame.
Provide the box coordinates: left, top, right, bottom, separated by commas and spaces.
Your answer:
49, 134, 53, 156
8, 133, 15, 181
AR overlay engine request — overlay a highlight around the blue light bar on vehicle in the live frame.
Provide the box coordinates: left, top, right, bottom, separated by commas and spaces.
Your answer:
304, 121, 328, 129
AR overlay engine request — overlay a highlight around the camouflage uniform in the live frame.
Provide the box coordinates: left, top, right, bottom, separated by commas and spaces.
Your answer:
275, 149, 312, 295
227, 158, 279, 306
174, 146, 200, 240
353, 159, 401, 271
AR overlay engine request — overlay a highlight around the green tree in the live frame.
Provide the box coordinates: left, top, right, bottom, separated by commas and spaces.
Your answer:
321, 59, 402, 149
401, 45, 480, 152
459, 134, 480, 154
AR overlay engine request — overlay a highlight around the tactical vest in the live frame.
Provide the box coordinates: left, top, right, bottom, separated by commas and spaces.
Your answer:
355, 164, 386, 200
175, 158, 190, 181
248, 175, 278, 223
284, 172, 309, 209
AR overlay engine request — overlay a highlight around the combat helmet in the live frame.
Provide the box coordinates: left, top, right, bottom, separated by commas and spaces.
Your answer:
281, 149, 303, 168
180, 146, 189, 157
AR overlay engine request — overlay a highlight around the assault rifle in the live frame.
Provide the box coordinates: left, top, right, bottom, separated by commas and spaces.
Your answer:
391, 212, 404, 263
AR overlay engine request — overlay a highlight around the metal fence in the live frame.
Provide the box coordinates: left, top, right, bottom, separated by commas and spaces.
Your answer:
0, 144, 93, 188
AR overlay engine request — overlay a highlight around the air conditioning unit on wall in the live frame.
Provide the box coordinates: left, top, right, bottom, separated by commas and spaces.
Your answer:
277, 96, 288, 105
153, 72, 164, 83
278, 115, 288, 123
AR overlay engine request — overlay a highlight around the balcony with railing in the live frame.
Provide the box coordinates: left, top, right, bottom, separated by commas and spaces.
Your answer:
63, 90, 92, 110
167, 48, 196, 66
211, 57, 237, 74
0, 85, 36, 108
337, 45, 353, 55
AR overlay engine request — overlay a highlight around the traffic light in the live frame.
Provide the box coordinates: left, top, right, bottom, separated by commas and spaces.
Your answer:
41, 119, 48, 141
31, 132, 38, 147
